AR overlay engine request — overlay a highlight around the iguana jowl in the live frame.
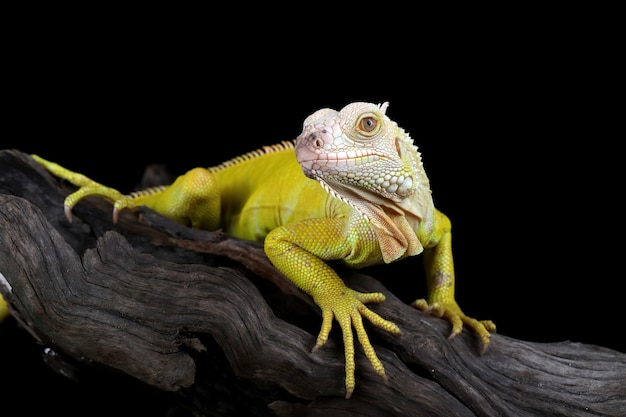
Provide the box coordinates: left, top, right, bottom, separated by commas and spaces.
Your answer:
22, 101, 495, 398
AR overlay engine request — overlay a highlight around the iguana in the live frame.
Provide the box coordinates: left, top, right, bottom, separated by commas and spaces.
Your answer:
2, 101, 495, 398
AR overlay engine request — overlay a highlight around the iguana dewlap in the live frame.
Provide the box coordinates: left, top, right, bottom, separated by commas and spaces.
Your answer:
20, 101, 495, 399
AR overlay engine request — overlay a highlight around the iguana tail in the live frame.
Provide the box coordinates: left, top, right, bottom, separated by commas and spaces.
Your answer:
0, 295, 9, 323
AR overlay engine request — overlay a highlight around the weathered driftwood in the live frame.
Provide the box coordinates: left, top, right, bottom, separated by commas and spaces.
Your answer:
0, 149, 624, 417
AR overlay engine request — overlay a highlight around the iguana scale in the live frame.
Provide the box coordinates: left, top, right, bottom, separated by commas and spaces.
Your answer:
3, 101, 496, 398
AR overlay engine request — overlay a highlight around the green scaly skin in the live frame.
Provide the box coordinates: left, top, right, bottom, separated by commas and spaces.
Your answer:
5, 102, 495, 399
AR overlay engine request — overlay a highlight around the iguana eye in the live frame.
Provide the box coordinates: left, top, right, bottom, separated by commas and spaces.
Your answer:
357, 113, 380, 137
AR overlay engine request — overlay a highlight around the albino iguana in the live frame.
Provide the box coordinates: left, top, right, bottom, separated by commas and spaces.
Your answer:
4, 101, 496, 398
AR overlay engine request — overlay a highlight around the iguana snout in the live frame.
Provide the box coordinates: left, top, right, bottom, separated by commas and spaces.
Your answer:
294, 129, 328, 178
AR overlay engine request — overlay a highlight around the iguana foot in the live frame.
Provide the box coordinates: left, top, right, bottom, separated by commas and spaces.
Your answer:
412, 298, 496, 354
312, 289, 400, 399
32, 154, 131, 223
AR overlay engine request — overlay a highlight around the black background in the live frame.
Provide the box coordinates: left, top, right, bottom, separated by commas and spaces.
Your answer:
1, 13, 622, 417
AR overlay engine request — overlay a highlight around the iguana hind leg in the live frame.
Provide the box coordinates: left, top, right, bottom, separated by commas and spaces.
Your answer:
32, 155, 221, 230
130, 167, 221, 230
32, 154, 127, 222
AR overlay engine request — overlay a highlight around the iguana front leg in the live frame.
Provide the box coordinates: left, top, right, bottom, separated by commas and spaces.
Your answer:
32, 155, 221, 230
264, 217, 401, 399
413, 210, 496, 353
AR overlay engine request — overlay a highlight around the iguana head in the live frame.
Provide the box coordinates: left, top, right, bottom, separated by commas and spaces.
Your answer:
296, 102, 425, 201
296, 102, 434, 261
296, 101, 431, 214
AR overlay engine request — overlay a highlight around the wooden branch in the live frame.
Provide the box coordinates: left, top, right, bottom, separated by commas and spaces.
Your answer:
0, 149, 624, 417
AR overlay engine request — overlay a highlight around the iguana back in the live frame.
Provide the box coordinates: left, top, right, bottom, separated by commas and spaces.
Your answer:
205, 141, 348, 242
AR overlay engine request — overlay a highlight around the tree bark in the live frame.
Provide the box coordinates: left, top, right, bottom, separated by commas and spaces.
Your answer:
0, 149, 624, 417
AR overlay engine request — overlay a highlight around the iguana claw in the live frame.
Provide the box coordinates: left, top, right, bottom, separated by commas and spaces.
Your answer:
64, 205, 73, 223
413, 298, 496, 354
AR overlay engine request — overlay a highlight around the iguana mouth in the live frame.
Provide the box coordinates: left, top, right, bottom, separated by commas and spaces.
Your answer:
296, 148, 385, 175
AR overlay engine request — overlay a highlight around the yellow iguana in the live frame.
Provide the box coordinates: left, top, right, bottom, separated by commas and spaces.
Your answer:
1, 101, 495, 398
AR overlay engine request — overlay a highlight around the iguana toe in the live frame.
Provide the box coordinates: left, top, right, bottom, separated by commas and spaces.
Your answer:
63, 204, 74, 223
